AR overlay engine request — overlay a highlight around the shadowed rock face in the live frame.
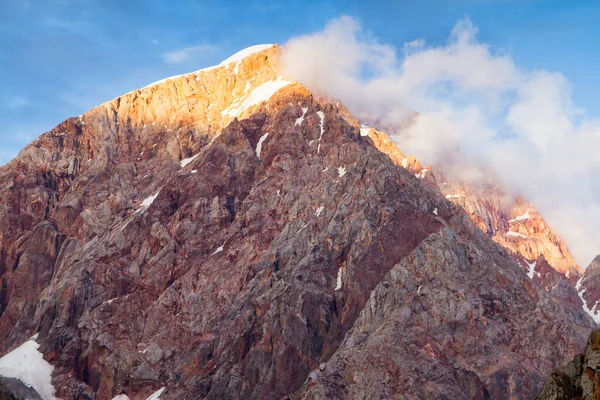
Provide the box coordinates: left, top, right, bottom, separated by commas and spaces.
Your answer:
0, 45, 596, 399
0, 377, 43, 400
536, 329, 600, 400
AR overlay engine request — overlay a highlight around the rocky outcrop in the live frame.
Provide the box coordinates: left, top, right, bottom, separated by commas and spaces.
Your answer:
0, 45, 596, 399
536, 329, 600, 399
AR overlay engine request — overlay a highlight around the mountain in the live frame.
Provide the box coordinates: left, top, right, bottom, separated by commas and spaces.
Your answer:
0, 44, 596, 399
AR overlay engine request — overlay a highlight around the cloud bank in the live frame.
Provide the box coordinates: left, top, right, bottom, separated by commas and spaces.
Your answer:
282, 16, 600, 267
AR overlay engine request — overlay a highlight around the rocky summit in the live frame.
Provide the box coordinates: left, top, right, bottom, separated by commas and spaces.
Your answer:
0, 44, 597, 399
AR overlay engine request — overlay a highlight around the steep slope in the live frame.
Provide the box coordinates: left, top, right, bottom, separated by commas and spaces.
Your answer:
0, 45, 595, 399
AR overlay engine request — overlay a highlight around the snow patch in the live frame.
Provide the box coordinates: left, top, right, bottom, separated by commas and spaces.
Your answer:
509, 209, 531, 223
445, 194, 464, 199
525, 260, 537, 280
295, 107, 308, 126
145, 387, 166, 400
180, 153, 199, 168
212, 245, 224, 255
337, 166, 346, 177
191, 170, 197, 174
316, 111, 325, 153
315, 206, 324, 217
141, 193, 159, 209
0, 335, 57, 400
112, 395, 130, 400
506, 231, 527, 239
360, 127, 370, 137
335, 267, 343, 290
255, 132, 269, 158
433, 208, 438, 216
401, 158, 408, 168
222, 79, 293, 118
415, 168, 429, 179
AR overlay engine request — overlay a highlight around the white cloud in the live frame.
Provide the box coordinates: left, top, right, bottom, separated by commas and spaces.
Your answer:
162, 44, 217, 64
283, 16, 600, 267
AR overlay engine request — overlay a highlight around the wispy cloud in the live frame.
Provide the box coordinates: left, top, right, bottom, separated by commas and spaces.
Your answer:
283, 16, 600, 267
5, 96, 28, 109
162, 44, 218, 64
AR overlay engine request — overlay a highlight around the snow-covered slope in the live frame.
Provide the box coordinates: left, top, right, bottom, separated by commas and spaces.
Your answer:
0, 335, 56, 400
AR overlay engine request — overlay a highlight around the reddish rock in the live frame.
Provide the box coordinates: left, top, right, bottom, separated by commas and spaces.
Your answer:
0, 45, 596, 400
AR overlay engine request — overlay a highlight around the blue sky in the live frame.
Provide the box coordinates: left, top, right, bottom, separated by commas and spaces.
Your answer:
1, 0, 600, 164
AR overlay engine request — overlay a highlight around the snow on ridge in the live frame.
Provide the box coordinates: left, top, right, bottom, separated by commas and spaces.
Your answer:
219, 44, 274, 66
222, 78, 294, 118
255, 133, 269, 158
0, 334, 57, 400
126, 44, 275, 96
509, 209, 531, 223
337, 166, 346, 177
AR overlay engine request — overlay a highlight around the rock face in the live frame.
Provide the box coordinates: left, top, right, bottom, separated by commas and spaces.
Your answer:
0, 45, 596, 399
536, 329, 600, 400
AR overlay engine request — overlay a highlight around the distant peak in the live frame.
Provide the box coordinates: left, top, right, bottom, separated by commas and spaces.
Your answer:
589, 255, 600, 269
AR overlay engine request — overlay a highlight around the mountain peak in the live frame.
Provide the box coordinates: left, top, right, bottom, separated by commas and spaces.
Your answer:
0, 37, 596, 400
